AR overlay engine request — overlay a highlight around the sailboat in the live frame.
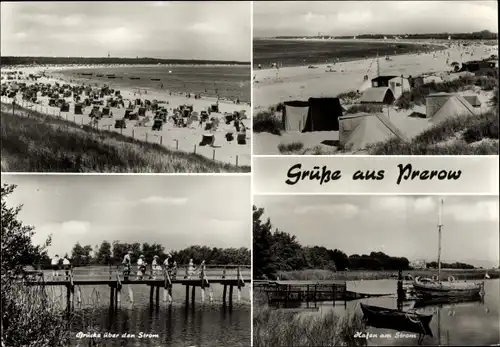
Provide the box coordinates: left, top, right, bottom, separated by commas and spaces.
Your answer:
413, 199, 485, 299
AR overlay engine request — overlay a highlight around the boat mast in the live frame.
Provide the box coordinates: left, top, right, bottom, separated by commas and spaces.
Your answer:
437, 199, 443, 282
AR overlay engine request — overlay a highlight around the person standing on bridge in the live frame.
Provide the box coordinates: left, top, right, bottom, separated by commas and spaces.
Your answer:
122, 250, 132, 280
151, 255, 161, 280
51, 254, 60, 279
137, 255, 146, 280
187, 259, 196, 280
62, 256, 71, 280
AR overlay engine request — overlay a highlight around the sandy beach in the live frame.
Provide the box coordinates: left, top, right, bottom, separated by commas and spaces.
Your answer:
253, 39, 497, 110
1, 65, 251, 166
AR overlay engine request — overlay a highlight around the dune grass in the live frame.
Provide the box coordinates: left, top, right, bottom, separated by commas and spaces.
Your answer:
253, 108, 283, 135
253, 291, 367, 347
279, 268, 500, 281
368, 109, 499, 155
0, 103, 250, 172
278, 141, 304, 154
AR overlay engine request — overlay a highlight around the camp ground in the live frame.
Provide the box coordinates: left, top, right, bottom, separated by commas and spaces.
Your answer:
254, 85, 494, 155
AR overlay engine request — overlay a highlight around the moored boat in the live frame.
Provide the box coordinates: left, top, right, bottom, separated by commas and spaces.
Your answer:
412, 199, 485, 299
360, 303, 433, 336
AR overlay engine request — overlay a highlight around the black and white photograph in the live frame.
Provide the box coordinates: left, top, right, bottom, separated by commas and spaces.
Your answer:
252, 1, 499, 155
1, 175, 251, 346
0, 1, 251, 173
253, 195, 499, 346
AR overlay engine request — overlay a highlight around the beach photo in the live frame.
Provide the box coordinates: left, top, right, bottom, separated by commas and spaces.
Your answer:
252, 1, 499, 155
253, 195, 499, 346
1, 174, 251, 346
0, 1, 251, 172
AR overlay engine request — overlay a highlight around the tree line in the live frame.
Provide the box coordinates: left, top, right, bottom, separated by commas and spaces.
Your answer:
0, 56, 250, 66
253, 206, 475, 279
35, 242, 250, 269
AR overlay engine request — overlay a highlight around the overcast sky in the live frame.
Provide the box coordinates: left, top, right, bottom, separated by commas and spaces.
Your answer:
3, 175, 250, 257
254, 196, 499, 268
0, 1, 250, 61
254, 1, 498, 38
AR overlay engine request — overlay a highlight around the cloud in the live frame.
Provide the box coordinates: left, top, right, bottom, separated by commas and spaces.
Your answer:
446, 201, 499, 222
371, 197, 436, 215
137, 196, 188, 205
294, 203, 359, 218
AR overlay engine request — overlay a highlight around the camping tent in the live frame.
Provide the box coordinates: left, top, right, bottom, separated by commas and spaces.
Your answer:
463, 95, 482, 107
282, 100, 309, 131
338, 113, 408, 151
359, 88, 395, 104
302, 97, 343, 132
426, 93, 476, 122
282, 98, 343, 132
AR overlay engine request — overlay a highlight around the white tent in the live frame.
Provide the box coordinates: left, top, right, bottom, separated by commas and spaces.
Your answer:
426, 93, 476, 123
339, 113, 408, 151
282, 101, 309, 131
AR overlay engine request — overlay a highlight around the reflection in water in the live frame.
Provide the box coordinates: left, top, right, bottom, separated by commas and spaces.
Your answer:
72, 304, 248, 347
273, 279, 499, 346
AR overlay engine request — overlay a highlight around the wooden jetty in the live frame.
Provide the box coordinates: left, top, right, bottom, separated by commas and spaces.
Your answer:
20, 264, 250, 311
255, 280, 393, 304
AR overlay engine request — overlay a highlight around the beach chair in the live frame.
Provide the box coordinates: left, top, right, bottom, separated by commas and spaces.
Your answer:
60, 103, 69, 112
48, 98, 56, 107
204, 122, 212, 131
225, 114, 234, 124
225, 132, 234, 142
210, 104, 219, 113
138, 107, 146, 117
124, 109, 133, 119
152, 119, 163, 131
199, 134, 215, 146
128, 113, 139, 121
114, 119, 126, 129
102, 107, 110, 116
74, 104, 83, 115
237, 133, 246, 145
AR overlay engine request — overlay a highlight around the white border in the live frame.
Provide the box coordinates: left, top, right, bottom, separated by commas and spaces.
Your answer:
249, 0, 254, 345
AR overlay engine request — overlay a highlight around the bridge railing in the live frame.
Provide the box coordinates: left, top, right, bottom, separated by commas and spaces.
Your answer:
26, 264, 250, 281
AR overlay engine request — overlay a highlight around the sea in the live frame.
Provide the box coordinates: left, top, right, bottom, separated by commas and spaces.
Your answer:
272, 279, 500, 346
253, 39, 441, 68
54, 65, 251, 103
42, 266, 251, 347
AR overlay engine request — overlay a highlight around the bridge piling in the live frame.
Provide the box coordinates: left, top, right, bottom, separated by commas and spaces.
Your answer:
222, 285, 227, 306
149, 285, 154, 305
110, 287, 115, 310
155, 286, 160, 307
191, 285, 196, 305
229, 285, 234, 307
185, 285, 190, 305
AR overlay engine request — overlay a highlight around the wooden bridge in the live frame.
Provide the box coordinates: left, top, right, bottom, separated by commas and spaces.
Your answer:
20, 264, 251, 311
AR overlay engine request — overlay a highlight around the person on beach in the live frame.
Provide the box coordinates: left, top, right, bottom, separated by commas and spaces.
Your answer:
137, 255, 146, 280
122, 250, 132, 279
62, 256, 71, 280
51, 254, 60, 279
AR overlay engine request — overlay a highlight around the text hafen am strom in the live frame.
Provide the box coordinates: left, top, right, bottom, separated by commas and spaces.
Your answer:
285, 164, 462, 186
